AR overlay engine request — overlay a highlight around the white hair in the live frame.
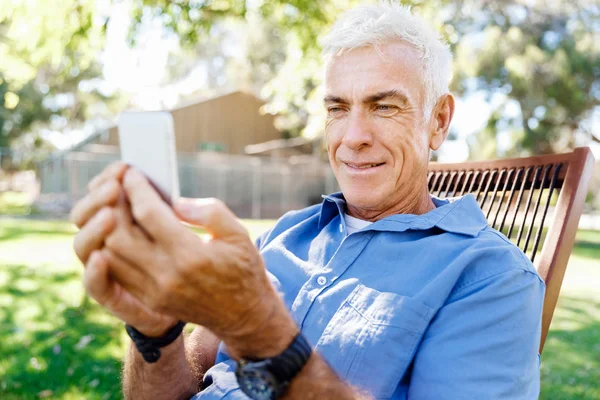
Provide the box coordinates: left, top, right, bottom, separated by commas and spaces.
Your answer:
321, 2, 453, 119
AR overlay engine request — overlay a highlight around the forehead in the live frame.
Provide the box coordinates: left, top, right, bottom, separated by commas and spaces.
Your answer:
325, 41, 425, 103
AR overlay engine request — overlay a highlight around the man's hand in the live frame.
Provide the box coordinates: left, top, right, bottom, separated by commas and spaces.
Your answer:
102, 168, 298, 359
71, 162, 177, 337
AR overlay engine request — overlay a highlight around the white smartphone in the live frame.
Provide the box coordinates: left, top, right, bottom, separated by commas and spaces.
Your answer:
117, 111, 180, 205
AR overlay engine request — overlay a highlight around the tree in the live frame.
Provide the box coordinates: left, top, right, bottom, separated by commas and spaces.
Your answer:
0, 0, 116, 155
127, 0, 598, 158
3, 0, 596, 161
451, 0, 600, 158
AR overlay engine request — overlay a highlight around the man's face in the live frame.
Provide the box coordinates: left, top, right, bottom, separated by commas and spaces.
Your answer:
324, 41, 433, 217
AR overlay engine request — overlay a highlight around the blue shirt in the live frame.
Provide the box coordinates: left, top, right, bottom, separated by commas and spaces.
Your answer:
194, 193, 545, 399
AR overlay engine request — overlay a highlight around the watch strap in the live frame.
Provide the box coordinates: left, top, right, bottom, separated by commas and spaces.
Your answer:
236, 332, 312, 399
125, 321, 186, 363
268, 332, 312, 384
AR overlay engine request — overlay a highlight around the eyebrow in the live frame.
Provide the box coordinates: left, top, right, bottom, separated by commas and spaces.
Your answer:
324, 90, 409, 105
323, 95, 347, 104
364, 90, 408, 104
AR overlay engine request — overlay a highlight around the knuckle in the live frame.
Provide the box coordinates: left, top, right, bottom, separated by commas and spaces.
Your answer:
132, 203, 154, 223
208, 198, 226, 213
83, 267, 96, 294
69, 206, 82, 228
102, 179, 119, 196
92, 180, 119, 207
73, 233, 86, 262
104, 231, 122, 252
70, 197, 92, 228
204, 198, 227, 223
96, 207, 115, 234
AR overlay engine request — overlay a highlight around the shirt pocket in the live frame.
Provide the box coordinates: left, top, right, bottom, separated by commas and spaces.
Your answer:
314, 284, 434, 399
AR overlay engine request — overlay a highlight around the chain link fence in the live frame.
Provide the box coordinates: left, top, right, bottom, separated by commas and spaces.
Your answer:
37, 151, 340, 219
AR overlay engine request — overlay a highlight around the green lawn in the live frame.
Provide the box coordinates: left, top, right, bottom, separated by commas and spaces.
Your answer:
0, 218, 598, 399
0, 192, 37, 216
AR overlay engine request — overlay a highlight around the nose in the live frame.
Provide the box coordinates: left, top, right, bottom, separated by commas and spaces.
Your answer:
342, 110, 374, 151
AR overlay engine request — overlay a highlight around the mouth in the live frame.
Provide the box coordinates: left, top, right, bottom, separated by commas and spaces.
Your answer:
343, 162, 385, 170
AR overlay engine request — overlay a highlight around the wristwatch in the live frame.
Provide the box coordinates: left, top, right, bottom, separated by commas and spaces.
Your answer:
235, 333, 312, 400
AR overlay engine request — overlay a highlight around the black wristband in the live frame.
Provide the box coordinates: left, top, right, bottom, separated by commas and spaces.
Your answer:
125, 321, 186, 363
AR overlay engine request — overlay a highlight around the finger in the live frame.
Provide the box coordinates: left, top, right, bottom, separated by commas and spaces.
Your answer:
88, 161, 129, 192
101, 248, 156, 308
122, 168, 181, 241
84, 250, 115, 305
73, 207, 116, 264
114, 190, 134, 226
70, 180, 121, 228
85, 250, 173, 333
104, 223, 156, 269
173, 197, 248, 239
104, 201, 156, 268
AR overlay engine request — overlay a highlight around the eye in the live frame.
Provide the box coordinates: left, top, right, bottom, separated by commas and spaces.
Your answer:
327, 106, 346, 117
374, 104, 398, 115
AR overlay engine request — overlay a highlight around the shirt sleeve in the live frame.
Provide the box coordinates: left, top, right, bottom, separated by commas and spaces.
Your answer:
407, 268, 545, 400
254, 229, 270, 250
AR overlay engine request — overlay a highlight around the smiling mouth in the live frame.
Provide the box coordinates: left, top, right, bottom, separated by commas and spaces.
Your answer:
344, 162, 385, 169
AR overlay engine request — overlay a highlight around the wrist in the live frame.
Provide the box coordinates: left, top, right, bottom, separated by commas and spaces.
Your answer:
134, 319, 179, 338
224, 299, 298, 360
126, 321, 186, 363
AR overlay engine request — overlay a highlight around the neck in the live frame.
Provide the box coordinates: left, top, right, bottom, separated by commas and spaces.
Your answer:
346, 188, 435, 222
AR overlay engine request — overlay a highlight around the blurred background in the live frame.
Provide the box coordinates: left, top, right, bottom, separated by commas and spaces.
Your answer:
0, 1, 599, 399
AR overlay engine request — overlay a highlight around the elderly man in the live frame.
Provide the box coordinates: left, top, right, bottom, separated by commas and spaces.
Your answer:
71, 3, 544, 399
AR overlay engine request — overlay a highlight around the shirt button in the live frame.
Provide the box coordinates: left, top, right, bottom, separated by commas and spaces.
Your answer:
317, 276, 327, 286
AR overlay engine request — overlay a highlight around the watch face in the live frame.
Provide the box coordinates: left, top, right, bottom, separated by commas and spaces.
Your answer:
236, 361, 280, 400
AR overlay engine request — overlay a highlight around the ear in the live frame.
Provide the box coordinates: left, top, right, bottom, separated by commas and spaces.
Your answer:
429, 93, 455, 151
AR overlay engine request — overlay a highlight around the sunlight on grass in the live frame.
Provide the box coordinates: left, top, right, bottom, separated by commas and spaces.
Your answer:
0, 218, 597, 399
0, 192, 36, 216
0, 217, 276, 399
538, 229, 600, 400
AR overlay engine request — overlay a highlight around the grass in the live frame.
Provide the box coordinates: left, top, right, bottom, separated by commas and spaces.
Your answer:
0, 192, 38, 216
539, 229, 600, 400
0, 218, 598, 399
0, 217, 274, 399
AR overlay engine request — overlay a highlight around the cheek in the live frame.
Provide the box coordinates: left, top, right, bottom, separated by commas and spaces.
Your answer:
325, 122, 343, 158
382, 119, 427, 156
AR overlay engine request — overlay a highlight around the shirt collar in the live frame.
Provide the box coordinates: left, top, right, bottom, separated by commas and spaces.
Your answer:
318, 192, 488, 237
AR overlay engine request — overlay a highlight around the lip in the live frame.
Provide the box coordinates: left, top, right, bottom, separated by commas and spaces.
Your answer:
342, 161, 386, 174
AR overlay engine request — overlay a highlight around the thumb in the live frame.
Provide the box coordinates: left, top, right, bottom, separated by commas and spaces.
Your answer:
174, 197, 248, 239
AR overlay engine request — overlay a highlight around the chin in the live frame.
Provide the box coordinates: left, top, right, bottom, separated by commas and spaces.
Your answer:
340, 184, 384, 210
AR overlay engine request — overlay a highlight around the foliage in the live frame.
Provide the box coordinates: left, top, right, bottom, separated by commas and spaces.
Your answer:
0, 1, 118, 153
1, 0, 598, 160
452, 0, 600, 158
126, 0, 599, 156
